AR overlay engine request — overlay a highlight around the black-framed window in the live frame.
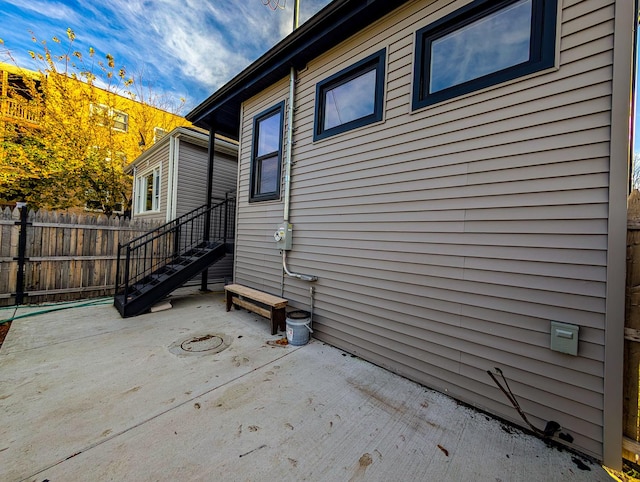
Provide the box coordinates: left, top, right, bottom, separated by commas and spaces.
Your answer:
412, 0, 557, 110
250, 102, 284, 202
314, 49, 386, 141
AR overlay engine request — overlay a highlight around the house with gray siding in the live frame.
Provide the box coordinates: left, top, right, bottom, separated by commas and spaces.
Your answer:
187, 0, 634, 467
126, 126, 238, 283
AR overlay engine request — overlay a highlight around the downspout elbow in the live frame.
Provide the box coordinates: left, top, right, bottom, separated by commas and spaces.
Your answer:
283, 251, 317, 282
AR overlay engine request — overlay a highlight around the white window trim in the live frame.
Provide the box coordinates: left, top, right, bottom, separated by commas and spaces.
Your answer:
135, 166, 161, 214
112, 108, 128, 132
90, 103, 129, 132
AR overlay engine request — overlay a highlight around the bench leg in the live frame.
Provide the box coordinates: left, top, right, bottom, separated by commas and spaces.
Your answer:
225, 291, 233, 312
272, 307, 286, 335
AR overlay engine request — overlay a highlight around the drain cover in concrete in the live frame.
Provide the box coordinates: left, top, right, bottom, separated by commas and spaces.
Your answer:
169, 333, 231, 356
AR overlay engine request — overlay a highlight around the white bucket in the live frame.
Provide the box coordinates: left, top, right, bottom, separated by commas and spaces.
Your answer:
286, 310, 312, 346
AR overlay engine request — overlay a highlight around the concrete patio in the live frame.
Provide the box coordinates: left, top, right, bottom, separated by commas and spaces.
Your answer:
0, 287, 614, 481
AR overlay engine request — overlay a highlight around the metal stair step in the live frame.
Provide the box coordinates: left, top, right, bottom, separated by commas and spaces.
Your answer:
116, 241, 227, 318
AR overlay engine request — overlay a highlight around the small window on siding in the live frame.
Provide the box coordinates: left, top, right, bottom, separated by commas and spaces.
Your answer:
314, 49, 386, 141
412, 0, 557, 110
250, 102, 284, 202
136, 167, 160, 213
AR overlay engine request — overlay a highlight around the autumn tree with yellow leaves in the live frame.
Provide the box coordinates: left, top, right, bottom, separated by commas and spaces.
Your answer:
0, 29, 189, 215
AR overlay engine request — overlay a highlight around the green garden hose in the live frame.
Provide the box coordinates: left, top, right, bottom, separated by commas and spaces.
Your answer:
0, 297, 113, 325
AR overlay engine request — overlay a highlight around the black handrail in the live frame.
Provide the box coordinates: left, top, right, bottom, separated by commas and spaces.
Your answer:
115, 195, 236, 300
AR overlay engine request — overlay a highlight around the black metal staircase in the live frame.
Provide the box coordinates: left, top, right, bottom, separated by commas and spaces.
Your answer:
114, 195, 235, 317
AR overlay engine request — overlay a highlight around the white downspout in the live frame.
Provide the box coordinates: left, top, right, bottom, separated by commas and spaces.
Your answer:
283, 66, 295, 223
166, 135, 176, 222
171, 136, 180, 220
284, 0, 299, 222
281, 66, 318, 284
131, 166, 137, 217
279, 0, 317, 308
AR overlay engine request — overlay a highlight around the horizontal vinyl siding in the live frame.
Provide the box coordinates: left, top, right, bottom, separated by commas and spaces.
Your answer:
175, 140, 238, 282
235, 78, 290, 294
175, 142, 238, 214
235, 0, 614, 459
207, 152, 239, 282
175, 141, 208, 215
211, 153, 239, 200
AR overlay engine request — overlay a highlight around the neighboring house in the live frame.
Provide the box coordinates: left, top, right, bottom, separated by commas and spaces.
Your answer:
0, 61, 189, 156
187, 0, 633, 467
0, 61, 190, 213
0, 62, 40, 129
126, 126, 238, 283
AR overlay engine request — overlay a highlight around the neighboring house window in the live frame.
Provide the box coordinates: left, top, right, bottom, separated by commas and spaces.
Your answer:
112, 109, 128, 132
136, 167, 160, 213
90, 103, 129, 132
250, 102, 284, 202
412, 0, 557, 110
153, 127, 168, 143
314, 49, 386, 141
91, 103, 109, 126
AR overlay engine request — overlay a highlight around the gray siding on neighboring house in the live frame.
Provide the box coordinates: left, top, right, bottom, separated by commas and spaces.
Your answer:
206, 149, 239, 283
131, 131, 238, 284
234, 0, 617, 459
133, 144, 168, 223
175, 141, 239, 215
175, 141, 208, 216
175, 140, 238, 283
211, 151, 239, 202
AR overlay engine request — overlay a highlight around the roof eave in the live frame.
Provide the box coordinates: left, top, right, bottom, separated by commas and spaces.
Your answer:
186, 0, 410, 137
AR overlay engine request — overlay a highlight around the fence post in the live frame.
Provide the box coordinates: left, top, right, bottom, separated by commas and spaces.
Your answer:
14, 203, 29, 305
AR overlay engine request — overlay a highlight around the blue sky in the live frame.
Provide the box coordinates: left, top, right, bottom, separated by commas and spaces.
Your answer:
1, 0, 638, 155
0, 0, 331, 112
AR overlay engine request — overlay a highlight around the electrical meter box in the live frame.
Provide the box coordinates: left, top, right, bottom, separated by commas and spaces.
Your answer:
274, 222, 293, 251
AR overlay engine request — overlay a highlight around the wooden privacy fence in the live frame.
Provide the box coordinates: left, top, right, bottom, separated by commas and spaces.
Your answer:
625, 223, 640, 459
0, 207, 161, 307
625, 190, 640, 460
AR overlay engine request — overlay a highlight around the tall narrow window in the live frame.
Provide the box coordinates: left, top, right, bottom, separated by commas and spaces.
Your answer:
314, 49, 386, 141
412, 0, 557, 109
136, 167, 160, 213
145, 172, 155, 211
250, 102, 284, 202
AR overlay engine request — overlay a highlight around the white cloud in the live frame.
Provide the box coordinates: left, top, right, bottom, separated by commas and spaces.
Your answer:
70, 0, 287, 107
1, 0, 332, 110
1, 0, 78, 22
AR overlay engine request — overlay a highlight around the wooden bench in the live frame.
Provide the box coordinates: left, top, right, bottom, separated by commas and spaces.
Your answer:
224, 284, 288, 335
